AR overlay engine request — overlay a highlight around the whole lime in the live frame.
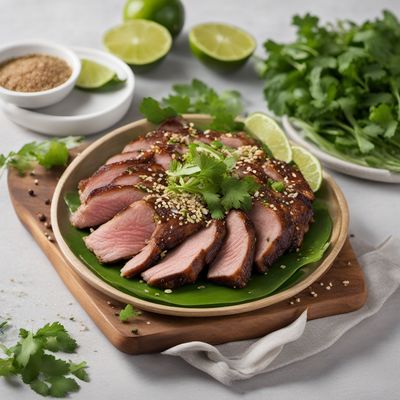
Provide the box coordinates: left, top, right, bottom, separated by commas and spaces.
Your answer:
123, 0, 185, 38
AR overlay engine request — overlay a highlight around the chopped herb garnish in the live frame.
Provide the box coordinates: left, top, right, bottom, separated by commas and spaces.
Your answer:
140, 79, 244, 131
167, 142, 260, 219
119, 304, 142, 322
0, 136, 82, 176
269, 180, 285, 192
0, 322, 88, 398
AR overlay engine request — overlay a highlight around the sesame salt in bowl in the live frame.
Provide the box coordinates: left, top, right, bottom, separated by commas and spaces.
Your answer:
0, 41, 80, 109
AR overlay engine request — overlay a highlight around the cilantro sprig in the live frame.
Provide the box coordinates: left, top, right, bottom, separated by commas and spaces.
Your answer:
167, 141, 259, 219
260, 11, 400, 172
0, 322, 89, 398
0, 136, 82, 176
139, 79, 244, 132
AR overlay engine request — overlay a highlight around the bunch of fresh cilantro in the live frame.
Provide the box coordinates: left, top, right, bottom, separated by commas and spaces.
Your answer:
140, 79, 244, 132
260, 10, 400, 172
167, 141, 259, 219
0, 322, 88, 397
0, 136, 82, 176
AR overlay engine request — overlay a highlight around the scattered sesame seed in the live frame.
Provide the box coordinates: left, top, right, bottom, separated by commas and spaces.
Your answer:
326, 286, 331, 291
164, 289, 172, 294
295, 297, 301, 303
34, 179, 39, 185
342, 280, 350, 286
280, 265, 286, 269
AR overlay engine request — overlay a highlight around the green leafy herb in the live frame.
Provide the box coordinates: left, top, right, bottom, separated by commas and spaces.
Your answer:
0, 137, 82, 175
260, 10, 400, 172
119, 304, 141, 322
167, 142, 260, 219
0, 322, 88, 398
0, 321, 8, 334
139, 79, 244, 131
270, 180, 285, 192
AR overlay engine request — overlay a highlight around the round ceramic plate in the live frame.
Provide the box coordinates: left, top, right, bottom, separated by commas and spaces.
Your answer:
282, 116, 400, 184
1, 47, 135, 136
51, 115, 349, 317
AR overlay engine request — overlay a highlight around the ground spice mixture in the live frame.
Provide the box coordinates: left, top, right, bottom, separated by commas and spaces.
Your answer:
0, 54, 72, 92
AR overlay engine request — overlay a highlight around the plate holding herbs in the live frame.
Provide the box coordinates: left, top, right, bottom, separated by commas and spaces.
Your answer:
258, 11, 400, 182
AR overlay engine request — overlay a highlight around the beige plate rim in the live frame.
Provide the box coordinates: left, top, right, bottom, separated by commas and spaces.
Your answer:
51, 114, 349, 317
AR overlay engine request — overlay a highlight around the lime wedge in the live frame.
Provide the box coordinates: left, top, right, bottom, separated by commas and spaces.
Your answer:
76, 59, 116, 89
189, 23, 256, 71
103, 20, 172, 67
244, 112, 292, 162
291, 146, 323, 192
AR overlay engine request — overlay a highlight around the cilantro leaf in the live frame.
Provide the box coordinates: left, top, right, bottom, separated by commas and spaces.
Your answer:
139, 97, 177, 124
221, 176, 260, 211
69, 361, 89, 382
0, 137, 82, 175
48, 376, 80, 398
15, 332, 41, 368
0, 358, 16, 377
0, 321, 88, 398
119, 304, 141, 322
30, 379, 50, 396
139, 80, 244, 132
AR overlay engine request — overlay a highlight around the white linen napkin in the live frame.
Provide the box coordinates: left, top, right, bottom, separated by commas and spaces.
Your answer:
163, 236, 400, 385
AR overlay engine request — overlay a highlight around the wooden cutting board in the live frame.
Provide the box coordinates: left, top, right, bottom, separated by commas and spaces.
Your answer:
7, 161, 367, 355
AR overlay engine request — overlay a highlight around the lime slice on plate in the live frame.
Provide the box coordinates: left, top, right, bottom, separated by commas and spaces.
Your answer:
291, 145, 323, 192
76, 59, 116, 89
244, 112, 292, 162
123, 0, 185, 38
103, 20, 172, 68
189, 23, 256, 71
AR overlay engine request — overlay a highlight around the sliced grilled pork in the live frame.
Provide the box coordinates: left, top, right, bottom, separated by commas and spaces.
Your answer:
79, 160, 155, 202
106, 151, 146, 165
110, 165, 165, 186
123, 134, 163, 153
248, 196, 294, 272
207, 211, 255, 288
263, 159, 315, 202
84, 200, 156, 263
219, 132, 256, 148
120, 218, 203, 278
142, 220, 226, 289
70, 185, 146, 229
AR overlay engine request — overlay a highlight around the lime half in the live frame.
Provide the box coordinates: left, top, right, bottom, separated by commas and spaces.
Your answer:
291, 146, 323, 192
245, 112, 292, 162
76, 59, 116, 89
103, 20, 172, 68
189, 23, 256, 71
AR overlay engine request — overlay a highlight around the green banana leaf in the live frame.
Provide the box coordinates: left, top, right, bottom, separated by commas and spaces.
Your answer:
63, 192, 332, 308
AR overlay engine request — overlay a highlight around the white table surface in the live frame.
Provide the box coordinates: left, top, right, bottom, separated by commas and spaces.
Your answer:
1, 0, 400, 399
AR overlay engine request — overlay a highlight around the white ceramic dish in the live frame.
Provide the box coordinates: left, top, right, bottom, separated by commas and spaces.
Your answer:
0, 41, 81, 109
282, 116, 400, 184
2, 47, 135, 136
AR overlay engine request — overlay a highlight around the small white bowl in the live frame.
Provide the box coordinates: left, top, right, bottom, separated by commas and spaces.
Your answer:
0, 41, 81, 109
